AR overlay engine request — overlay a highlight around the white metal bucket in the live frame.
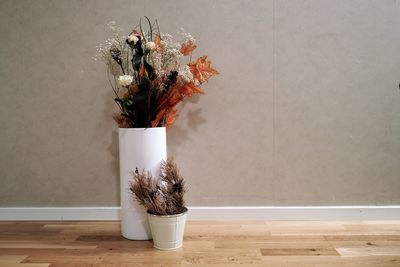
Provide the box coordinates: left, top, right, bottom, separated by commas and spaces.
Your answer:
119, 127, 167, 240
147, 208, 188, 250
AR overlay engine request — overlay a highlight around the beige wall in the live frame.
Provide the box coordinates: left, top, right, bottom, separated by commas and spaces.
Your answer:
1, 0, 399, 207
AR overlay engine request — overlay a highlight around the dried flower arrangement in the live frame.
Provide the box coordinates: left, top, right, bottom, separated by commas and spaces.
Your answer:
96, 17, 219, 128
130, 158, 186, 215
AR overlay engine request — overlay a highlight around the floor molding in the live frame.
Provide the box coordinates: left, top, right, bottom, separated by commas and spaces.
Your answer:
0, 206, 399, 221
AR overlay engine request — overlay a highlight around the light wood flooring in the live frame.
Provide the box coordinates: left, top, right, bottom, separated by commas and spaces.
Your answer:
0, 221, 400, 266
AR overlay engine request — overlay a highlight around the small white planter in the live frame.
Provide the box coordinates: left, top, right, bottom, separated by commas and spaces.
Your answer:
147, 208, 188, 250
119, 127, 167, 240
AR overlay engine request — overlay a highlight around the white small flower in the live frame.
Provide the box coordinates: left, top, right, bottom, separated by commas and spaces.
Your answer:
145, 41, 156, 51
108, 21, 117, 32
178, 65, 194, 84
127, 34, 139, 44
118, 75, 134, 87
179, 27, 196, 43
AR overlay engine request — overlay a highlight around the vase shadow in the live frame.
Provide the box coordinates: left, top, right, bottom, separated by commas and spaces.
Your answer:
168, 106, 207, 149
103, 88, 121, 202
108, 130, 120, 201
187, 108, 206, 132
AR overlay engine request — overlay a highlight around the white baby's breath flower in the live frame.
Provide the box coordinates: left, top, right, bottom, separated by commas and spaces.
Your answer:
145, 41, 156, 51
118, 75, 134, 87
179, 27, 196, 43
178, 65, 194, 84
108, 21, 117, 32
149, 50, 164, 78
147, 33, 185, 81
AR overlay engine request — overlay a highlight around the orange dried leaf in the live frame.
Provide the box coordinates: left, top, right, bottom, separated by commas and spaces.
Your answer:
188, 56, 219, 83
181, 82, 204, 97
139, 64, 146, 77
166, 109, 178, 128
155, 34, 161, 48
180, 40, 197, 56
151, 108, 167, 127
167, 84, 184, 106
151, 81, 202, 128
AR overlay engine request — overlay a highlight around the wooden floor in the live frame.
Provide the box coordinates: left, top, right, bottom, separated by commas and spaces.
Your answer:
0, 221, 400, 266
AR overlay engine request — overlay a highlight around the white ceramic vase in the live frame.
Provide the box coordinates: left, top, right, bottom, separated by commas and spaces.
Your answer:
147, 208, 188, 250
118, 127, 167, 240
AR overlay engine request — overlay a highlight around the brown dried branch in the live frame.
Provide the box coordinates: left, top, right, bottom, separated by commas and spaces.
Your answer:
113, 113, 133, 128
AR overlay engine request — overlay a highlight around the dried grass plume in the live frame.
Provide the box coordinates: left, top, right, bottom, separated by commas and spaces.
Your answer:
129, 158, 187, 215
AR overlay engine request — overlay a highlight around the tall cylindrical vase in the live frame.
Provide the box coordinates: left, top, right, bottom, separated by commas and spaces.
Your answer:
119, 127, 167, 240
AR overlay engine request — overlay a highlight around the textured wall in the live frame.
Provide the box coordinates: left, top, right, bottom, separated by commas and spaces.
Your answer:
0, 0, 399, 207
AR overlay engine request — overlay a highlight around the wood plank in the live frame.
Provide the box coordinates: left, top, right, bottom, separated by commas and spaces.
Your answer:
2, 264, 50, 267
336, 246, 400, 256
0, 241, 97, 250
0, 254, 27, 263
261, 255, 400, 267
261, 248, 338, 256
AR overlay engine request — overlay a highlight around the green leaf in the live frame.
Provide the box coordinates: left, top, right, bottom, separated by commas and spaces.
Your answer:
139, 76, 151, 92
144, 59, 156, 81
132, 90, 149, 127
132, 53, 142, 71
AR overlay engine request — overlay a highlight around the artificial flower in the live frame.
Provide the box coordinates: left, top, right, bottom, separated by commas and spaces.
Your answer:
127, 34, 139, 44
118, 75, 134, 87
146, 41, 156, 51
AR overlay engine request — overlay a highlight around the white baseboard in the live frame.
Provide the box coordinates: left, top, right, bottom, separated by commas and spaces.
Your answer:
188, 206, 400, 220
0, 206, 399, 221
0, 207, 120, 221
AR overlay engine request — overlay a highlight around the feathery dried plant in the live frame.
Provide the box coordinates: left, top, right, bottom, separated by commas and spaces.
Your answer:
129, 158, 186, 215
